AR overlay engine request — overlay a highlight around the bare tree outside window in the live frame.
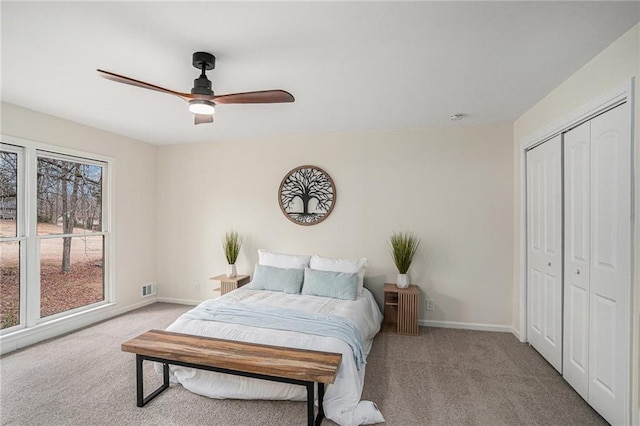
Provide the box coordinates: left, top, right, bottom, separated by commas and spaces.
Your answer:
37, 156, 104, 318
278, 165, 336, 225
0, 152, 18, 237
37, 158, 102, 272
0, 151, 20, 329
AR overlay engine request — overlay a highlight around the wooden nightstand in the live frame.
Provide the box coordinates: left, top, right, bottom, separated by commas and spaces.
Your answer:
211, 274, 251, 295
382, 283, 419, 335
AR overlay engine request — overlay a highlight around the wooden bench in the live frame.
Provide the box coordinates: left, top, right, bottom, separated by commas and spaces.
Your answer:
121, 329, 342, 426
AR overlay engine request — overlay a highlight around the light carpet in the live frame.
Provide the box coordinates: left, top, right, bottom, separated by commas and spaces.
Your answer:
0, 302, 606, 425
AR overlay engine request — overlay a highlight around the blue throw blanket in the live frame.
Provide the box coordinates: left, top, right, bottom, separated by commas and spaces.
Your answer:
183, 300, 365, 370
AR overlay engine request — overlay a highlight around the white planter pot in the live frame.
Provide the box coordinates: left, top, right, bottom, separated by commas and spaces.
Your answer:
226, 264, 237, 278
397, 273, 409, 289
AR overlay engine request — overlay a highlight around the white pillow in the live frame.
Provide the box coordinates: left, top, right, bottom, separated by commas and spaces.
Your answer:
258, 249, 311, 270
309, 254, 368, 295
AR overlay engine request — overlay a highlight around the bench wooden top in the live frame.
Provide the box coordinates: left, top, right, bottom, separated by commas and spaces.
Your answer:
122, 329, 342, 384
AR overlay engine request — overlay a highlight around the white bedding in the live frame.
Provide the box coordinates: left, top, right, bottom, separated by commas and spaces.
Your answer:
162, 286, 384, 425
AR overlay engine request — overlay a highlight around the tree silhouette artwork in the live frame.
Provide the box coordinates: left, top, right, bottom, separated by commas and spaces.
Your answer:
279, 165, 336, 225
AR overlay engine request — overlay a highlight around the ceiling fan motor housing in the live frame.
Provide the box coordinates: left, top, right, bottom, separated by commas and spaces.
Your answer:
192, 75, 213, 95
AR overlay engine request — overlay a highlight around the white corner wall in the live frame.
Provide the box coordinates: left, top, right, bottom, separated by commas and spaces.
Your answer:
512, 23, 640, 424
1, 102, 158, 351
156, 124, 514, 330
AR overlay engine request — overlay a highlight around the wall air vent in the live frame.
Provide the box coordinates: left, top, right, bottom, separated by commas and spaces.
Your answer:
141, 283, 156, 297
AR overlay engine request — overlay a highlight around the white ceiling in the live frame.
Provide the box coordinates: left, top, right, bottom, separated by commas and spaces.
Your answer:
2, 2, 639, 146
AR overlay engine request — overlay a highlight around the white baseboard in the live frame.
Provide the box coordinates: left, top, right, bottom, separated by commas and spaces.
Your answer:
419, 319, 513, 333
0, 298, 157, 356
156, 297, 200, 306
1, 300, 519, 355
511, 327, 522, 340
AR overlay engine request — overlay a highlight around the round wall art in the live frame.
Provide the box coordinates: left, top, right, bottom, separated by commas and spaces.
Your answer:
278, 165, 336, 226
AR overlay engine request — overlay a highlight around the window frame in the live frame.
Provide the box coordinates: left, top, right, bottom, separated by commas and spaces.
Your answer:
35, 151, 109, 322
0, 135, 114, 334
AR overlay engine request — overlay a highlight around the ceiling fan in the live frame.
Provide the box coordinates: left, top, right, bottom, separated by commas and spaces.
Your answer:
97, 52, 294, 125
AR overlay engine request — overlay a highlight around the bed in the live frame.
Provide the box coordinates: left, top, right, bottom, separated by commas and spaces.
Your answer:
160, 251, 385, 426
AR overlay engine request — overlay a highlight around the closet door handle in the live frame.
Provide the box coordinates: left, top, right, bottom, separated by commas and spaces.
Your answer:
547, 262, 551, 267
576, 269, 580, 275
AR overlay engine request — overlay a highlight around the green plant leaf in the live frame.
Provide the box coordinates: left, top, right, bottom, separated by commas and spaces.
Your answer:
222, 230, 242, 264
389, 231, 420, 274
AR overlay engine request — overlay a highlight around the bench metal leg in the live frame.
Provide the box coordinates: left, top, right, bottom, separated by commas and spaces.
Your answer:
304, 382, 326, 426
306, 382, 315, 426
136, 355, 169, 407
316, 383, 325, 426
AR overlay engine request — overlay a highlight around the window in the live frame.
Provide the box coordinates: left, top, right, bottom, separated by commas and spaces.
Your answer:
0, 147, 23, 330
37, 154, 106, 319
0, 141, 111, 333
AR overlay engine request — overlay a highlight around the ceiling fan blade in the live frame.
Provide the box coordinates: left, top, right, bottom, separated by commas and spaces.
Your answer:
194, 114, 214, 125
213, 90, 294, 104
97, 69, 192, 101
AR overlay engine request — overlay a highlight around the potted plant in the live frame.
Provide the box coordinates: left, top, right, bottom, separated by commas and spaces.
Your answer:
223, 230, 242, 278
389, 231, 420, 288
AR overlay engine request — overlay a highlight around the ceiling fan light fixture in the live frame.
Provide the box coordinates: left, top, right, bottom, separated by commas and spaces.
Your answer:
189, 100, 215, 115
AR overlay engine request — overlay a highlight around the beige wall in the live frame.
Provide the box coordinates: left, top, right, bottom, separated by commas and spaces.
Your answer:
512, 23, 640, 423
1, 102, 158, 311
156, 124, 514, 328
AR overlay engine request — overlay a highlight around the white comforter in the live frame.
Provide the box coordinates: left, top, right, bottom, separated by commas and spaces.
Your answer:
162, 287, 385, 425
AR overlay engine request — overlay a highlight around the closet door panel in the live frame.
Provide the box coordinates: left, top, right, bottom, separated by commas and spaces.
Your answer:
530, 268, 543, 334
526, 135, 562, 372
529, 157, 543, 337
592, 295, 616, 391
542, 139, 563, 371
563, 121, 590, 400
588, 103, 630, 426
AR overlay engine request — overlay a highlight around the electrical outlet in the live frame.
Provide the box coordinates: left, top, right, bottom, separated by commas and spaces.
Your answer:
426, 299, 435, 311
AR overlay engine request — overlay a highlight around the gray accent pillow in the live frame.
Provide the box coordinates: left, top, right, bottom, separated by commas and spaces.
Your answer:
301, 268, 358, 301
250, 263, 304, 294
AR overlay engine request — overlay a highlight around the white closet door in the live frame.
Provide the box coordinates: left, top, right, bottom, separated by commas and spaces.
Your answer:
526, 135, 563, 372
588, 104, 630, 425
563, 121, 590, 400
